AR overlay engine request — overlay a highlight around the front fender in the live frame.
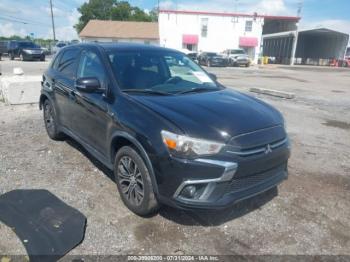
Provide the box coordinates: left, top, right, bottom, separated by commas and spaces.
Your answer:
109, 131, 159, 195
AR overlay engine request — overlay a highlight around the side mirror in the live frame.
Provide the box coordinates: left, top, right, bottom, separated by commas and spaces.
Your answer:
75, 77, 103, 93
208, 73, 217, 81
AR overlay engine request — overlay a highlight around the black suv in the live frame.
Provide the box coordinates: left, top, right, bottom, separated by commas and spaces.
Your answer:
198, 52, 227, 67
40, 43, 290, 216
8, 41, 45, 61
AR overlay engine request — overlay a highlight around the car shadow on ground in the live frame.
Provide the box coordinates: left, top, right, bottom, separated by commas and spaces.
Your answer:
159, 187, 278, 226
64, 137, 278, 226
64, 137, 115, 181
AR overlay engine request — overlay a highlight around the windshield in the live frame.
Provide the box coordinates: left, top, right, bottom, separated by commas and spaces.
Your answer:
108, 50, 220, 95
206, 53, 218, 57
231, 50, 245, 54
19, 42, 38, 48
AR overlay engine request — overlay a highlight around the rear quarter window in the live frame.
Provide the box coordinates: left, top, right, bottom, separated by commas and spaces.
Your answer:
51, 52, 62, 70
57, 48, 80, 78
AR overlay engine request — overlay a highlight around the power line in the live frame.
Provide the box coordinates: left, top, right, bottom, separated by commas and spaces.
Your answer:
0, 15, 48, 27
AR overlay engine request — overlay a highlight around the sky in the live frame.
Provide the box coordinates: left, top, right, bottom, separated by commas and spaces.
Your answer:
0, 0, 349, 41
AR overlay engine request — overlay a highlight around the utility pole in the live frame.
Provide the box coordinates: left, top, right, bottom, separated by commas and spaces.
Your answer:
291, 0, 303, 65
49, 0, 56, 42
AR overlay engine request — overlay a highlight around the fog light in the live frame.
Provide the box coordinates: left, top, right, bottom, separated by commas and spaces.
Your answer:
181, 185, 196, 199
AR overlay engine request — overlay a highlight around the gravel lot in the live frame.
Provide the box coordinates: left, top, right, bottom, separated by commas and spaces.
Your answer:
0, 59, 350, 257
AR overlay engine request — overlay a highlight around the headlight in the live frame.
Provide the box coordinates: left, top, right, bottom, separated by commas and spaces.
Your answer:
23, 49, 32, 54
161, 130, 224, 158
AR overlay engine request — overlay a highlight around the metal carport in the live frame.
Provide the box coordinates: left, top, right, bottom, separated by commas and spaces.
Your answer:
262, 28, 349, 65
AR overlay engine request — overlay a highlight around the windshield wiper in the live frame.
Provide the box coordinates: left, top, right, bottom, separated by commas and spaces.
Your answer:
177, 87, 218, 95
122, 89, 173, 96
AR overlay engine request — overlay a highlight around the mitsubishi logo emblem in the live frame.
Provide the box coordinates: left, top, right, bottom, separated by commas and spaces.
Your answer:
265, 144, 272, 154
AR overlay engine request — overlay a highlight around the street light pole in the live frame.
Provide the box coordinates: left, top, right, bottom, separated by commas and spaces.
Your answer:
290, 0, 303, 65
49, 0, 56, 42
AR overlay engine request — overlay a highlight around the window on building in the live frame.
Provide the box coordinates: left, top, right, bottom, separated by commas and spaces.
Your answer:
201, 18, 208, 37
245, 21, 253, 32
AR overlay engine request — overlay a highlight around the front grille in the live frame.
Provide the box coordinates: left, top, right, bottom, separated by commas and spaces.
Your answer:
228, 164, 286, 193
226, 137, 288, 157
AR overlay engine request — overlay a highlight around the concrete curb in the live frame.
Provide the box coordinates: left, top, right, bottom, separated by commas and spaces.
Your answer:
249, 87, 295, 99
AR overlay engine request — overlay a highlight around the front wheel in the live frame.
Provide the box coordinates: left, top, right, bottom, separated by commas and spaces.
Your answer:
40, 55, 45, 61
207, 60, 211, 67
10, 52, 14, 60
114, 146, 159, 216
20, 53, 25, 61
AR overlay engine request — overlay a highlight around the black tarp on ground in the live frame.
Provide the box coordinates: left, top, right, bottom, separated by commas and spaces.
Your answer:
0, 190, 86, 262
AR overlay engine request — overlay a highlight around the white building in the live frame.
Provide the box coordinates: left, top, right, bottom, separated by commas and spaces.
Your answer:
79, 11, 299, 64
159, 10, 299, 63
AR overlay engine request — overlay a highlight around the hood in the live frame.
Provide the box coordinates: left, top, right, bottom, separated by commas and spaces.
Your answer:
131, 89, 284, 143
22, 48, 43, 52
211, 55, 225, 59
234, 54, 249, 58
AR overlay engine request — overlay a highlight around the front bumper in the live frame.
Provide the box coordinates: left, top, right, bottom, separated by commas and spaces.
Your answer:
23, 53, 44, 60
210, 60, 227, 66
155, 141, 290, 209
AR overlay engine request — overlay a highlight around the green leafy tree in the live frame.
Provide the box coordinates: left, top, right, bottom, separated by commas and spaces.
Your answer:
75, 0, 158, 34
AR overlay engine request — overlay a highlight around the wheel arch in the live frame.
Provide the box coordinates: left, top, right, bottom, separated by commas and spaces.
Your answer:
110, 132, 159, 195
39, 93, 49, 110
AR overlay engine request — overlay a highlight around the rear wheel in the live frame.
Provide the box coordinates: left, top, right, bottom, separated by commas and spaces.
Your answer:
43, 99, 64, 140
114, 146, 159, 216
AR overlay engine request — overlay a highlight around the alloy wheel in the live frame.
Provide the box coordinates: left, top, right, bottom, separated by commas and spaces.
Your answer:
117, 156, 144, 206
44, 102, 55, 135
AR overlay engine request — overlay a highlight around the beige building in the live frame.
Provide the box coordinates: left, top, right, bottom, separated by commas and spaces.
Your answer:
79, 20, 159, 45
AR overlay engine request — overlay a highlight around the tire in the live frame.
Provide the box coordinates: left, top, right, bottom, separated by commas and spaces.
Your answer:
229, 59, 236, 67
43, 99, 64, 140
40, 55, 45, 61
10, 52, 14, 60
20, 53, 25, 61
114, 146, 159, 216
245, 63, 250, 68
207, 60, 211, 67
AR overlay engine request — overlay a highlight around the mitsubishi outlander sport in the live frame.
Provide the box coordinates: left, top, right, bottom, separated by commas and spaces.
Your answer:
40, 43, 290, 216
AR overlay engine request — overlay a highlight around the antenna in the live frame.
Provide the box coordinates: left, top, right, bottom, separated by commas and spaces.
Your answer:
297, 0, 303, 18
234, 0, 239, 13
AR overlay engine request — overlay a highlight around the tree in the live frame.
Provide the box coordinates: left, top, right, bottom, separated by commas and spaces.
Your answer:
75, 0, 158, 34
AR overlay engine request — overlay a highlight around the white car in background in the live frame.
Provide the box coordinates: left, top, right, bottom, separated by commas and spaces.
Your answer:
222, 48, 250, 67
51, 42, 67, 54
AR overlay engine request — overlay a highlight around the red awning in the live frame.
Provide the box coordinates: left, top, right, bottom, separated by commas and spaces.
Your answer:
239, 37, 258, 47
183, 34, 199, 44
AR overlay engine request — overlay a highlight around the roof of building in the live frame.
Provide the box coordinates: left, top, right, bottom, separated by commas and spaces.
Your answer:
159, 9, 300, 21
79, 20, 159, 40
263, 28, 350, 38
